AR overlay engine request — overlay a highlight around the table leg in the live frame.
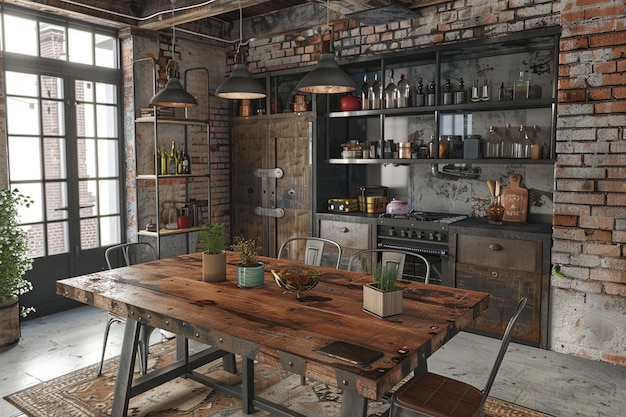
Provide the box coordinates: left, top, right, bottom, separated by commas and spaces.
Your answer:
242, 357, 255, 414
111, 319, 141, 417
341, 390, 368, 417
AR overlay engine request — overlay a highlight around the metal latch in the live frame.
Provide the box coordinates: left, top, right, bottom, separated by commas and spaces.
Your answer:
255, 168, 283, 178
254, 207, 285, 218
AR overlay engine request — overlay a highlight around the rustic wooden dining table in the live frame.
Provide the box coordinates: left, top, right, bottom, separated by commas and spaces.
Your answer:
56, 251, 489, 417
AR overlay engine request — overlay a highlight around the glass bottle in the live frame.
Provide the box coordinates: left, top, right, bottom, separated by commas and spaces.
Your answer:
168, 141, 177, 174
513, 71, 529, 100
501, 123, 514, 158
370, 73, 382, 110
360, 74, 370, 110
485, 125, 501, 158
384, 71, 398, 109
415, 77, 425, 106
397, 74, 410, 108
181, 142, 191, 174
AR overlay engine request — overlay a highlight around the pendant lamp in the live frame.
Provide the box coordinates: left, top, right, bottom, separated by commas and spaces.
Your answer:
296, 0, 355, 94
215, 0, 266, 99
150, 59, 198, 107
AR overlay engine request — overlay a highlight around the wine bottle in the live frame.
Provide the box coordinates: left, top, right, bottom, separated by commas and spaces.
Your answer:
169, 141, 177, 174
181, 142, 191, 174
360, 74, 370, 110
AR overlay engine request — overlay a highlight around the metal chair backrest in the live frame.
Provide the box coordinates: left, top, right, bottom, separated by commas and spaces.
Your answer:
347, 248, 431, 284
105, 242, 157, 270
277, 237, 343, 269
479, 296, 527, 408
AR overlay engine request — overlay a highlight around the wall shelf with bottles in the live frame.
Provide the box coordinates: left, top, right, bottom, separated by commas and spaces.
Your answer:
132, 58, 210, 258
324, 27, 560, 166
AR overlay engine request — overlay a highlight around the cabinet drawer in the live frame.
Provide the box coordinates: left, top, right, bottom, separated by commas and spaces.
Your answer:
320, 220, 371, 250
456, 234, 540, 272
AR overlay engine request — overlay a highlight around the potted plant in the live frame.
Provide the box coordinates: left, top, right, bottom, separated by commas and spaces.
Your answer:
231, 236, 264, 288
197, 223, 227, 282
1, 188, 34, 346
363, 262, 403, 319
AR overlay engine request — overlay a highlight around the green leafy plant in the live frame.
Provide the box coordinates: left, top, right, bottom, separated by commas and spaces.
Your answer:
231, 236, 262, 267
373, 262, 398, 291
197, 223, 226, 255
551, 264, 564, 279
0, 188, 35, 316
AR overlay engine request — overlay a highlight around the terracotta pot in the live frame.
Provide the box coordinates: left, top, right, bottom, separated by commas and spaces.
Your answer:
202, 251, 227, 282
340, 95, 361, 111
0, 297, 20, 347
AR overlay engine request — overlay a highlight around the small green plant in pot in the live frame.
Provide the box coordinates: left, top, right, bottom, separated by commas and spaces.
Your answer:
1, 188, 34, 346
231, 237, 264, 288
363, 262, 403, 319
198, 223, 227, 282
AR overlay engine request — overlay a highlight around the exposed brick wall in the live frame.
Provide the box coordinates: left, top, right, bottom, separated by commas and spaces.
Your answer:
225, 0, 625, 365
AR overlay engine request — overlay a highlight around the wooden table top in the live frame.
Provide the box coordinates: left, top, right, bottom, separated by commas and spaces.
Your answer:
56, 251, 488, 401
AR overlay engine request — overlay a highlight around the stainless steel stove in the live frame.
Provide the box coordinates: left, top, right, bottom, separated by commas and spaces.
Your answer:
376, 211, 467, 284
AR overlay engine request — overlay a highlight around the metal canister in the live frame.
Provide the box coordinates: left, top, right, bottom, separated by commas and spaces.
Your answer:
398, 142, 412, 159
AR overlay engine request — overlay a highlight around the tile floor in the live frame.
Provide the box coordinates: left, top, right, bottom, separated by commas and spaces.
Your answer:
1, 305, 625, 417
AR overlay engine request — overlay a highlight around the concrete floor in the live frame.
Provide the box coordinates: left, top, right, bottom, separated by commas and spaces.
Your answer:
1, 305, 625, 417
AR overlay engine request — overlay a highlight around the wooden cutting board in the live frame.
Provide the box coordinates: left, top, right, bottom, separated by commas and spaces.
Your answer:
501, 173, 528, 222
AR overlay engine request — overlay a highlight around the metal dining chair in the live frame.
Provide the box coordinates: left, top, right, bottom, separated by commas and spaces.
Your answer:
347, 248, 431, 284
277, 237, 343, 269
389, 297, 527, 417
97, 242, 157, 377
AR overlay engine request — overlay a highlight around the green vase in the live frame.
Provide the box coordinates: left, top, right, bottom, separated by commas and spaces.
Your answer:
237, 262, 265, 288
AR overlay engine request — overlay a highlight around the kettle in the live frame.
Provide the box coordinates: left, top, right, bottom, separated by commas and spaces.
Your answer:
386, 196, 412, 215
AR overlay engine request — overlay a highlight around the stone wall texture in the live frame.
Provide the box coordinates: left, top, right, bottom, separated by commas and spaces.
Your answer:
236, 0, 626, 365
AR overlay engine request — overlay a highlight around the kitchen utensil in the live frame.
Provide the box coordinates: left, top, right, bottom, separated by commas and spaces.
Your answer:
386, 196, 411, 215
501, 173, 528, 222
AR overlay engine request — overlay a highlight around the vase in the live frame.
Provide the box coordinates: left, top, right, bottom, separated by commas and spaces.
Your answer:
237, 262, 265, 288
202, 251, 227, 282
0, 297, 20, 347
363, 283, 403, 319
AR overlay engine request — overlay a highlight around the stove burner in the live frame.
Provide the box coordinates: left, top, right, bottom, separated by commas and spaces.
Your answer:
378, 211, 467, 223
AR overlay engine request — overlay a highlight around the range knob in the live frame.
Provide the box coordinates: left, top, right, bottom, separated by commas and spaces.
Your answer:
428, 232, 435, 240
418, 231, 425, 239
389, 227, 396, 236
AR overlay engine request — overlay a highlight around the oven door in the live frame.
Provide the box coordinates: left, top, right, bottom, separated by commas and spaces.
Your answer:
376, 239, 449, 285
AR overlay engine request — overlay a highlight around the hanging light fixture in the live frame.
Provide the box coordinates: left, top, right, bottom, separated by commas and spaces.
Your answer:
215, 0, 266, 99
150, 3, 198, 107
297, 0, 356, 94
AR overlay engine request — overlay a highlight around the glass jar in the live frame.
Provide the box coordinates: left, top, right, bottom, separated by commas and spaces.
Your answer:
488, 196, 505, 225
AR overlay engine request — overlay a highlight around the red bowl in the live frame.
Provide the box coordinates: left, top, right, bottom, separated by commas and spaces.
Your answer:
340, 96, 361, 111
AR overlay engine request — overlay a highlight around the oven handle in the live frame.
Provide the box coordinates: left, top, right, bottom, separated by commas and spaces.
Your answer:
377, 242, 448, 257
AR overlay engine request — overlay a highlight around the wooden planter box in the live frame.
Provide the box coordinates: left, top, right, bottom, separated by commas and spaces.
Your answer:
363, 283, 402, 319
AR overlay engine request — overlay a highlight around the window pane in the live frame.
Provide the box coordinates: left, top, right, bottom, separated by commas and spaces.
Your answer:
76, 103, 95, 137
4, 14, 37, 56
98, 139, 118, 177
80, 218, 98, 249
9, 137, 42, 181
41, 75, 64, 99
5, 72, 39, 96
39, 22, 66, 60
95, 34, 116, 68
79, 179, 97, 218
77, 138, 96, 178
98, 179, 119, 215
96, 104, 117, 138
42, 100, 65, 135
75, 80, 94, 102
25, 224, 45, 258
100, 216, 121, 245
43, 137, 67, 179
11, 182, 43, 223
47, 221, 69, 255
6, 97, 40, 135
68, 27, 92, 65
45, 182, 68, 221
95, 82, 117, 104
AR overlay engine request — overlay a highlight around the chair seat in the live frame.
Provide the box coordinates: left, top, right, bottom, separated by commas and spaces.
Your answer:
393, 372, 483, 417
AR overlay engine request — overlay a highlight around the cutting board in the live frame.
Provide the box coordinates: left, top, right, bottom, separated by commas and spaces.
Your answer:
501, 173, 528, 222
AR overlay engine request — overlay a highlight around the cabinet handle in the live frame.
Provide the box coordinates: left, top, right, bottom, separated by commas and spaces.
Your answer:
491, 271, 498, 278
340, 227, 349, 233
488, 243, 503, 251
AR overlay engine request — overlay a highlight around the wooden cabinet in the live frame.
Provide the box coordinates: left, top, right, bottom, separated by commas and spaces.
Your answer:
448, 219, 551, 348
317, 214, 376, 270
231, 114, 316, 257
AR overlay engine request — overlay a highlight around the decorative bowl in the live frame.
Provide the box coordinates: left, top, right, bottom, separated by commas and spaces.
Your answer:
271, 267, 321, 298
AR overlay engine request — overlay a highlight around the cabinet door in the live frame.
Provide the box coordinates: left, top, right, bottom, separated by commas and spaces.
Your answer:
320, 220, 371, 270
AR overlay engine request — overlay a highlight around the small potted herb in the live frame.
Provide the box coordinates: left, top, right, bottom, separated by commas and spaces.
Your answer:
197, 223, 227, 282
231, 237, 264, 288
363, 262, 403, 319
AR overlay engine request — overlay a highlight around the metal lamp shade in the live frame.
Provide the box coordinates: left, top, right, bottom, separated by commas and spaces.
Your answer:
149, 77, 198, 107
297, 53, 356, 94
215, 63, 266, 99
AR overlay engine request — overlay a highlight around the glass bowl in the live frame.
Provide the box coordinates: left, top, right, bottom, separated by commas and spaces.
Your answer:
271, 267, 321, 298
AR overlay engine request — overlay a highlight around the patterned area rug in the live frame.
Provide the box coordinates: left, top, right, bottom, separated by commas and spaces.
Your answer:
5, 340, 553, 417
